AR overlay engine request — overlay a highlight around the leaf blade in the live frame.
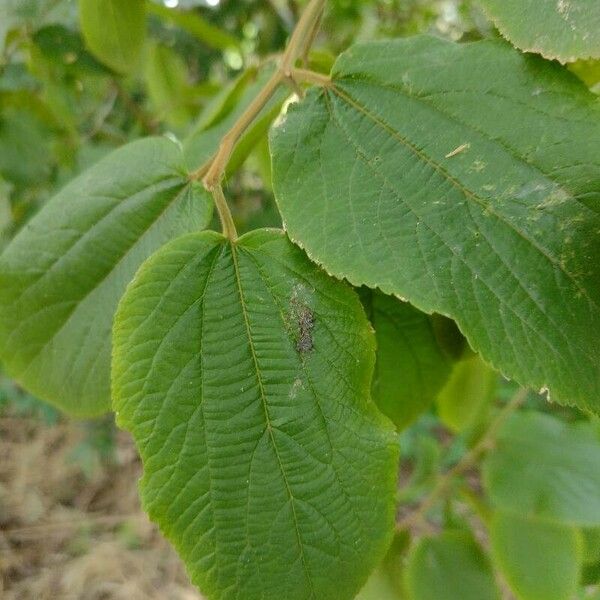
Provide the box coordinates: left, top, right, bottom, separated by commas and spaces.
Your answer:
0, 136, 212, 416
271, 35, 600, 413
79, 0, 145, 74
361, 289, 458, 429
406, 531, 499, 600
483, 412, 600, 525
112, 228, 400, 600
478, 0, 600, 63
490, 511, 582, 600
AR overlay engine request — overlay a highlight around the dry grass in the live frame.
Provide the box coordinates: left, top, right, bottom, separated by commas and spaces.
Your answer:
0, 409, 202, 600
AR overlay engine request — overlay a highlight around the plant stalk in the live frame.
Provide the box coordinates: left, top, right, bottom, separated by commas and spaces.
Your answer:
189, 0, 327, 240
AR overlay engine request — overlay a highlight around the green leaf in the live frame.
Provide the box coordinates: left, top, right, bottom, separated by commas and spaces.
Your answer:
477, 0, 600, 63
436, 354, 497, 433
0, 107, 53, 186
112, 228, 399, 600
0, 137, 212, 416
79, 0, 145, 74
33, 24, 109, 77
270, 35, 600, 414
569, 59, 600, 93
144, 42, 192, 129
583, 528, 600, 564
582, 528, 600, 584
147, 2, 240, 52
483, 412, 600, 525
361, 289, 458, 429
357, 532, 409, 600
405, 531, 499, 600
490, 511, 582, 600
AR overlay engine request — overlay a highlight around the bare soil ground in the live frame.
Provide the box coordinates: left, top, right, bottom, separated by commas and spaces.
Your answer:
0, 409, 202, 600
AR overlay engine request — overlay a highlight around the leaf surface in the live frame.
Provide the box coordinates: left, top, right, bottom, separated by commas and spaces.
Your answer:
483, 412, 600, 525
271, 35, 600, 413
478, 0, 600, 63
490, 511, 582, 600
0, 137, 212, 416
356, 533, 408, 600
435, 354, 497, 433
112, 229, 399, 600
79, 0, 145, 73
405, 531, 499, 600
361, 289, 458, 429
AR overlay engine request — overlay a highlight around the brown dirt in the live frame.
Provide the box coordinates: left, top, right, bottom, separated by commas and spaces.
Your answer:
0, 411, 202, 600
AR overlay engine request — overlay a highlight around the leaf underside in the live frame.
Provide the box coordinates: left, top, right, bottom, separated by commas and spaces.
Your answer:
112, 229, 399, 600
270, 35, 600, 414
361, 288, 457, 429
0, 137, 212, 416
478, 0, 600, 63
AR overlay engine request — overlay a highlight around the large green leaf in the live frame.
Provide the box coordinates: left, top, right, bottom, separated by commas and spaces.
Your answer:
270, 35, 600, 414
490, 510, 582, 600
483, 412, 600, 525
0, 137, 212, 416
112, 229, 399, 600
361, 289, 458, 429
79, 0, 145, 74
478, 0, 600, 63
405, 531, 499, 600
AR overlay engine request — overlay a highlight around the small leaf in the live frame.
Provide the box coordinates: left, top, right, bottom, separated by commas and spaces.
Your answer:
483, 412, 600, 525
478, 0, 600, 63
0, 107, 53, 186
112, 229, 399, 600
271, 35, 600, 414
0, 137, 212, 416
405, 531, 499, 600
147, 2, 240, 52
436, 354, 497, 433
582, 529, 600, 584
490, 511, 582, 600
569, 59, 600, 91
361, 289, 458, 429
357, 532, 409, 600
583, 529, 600, 564
79, 0, 145, 74
144, 42, 192, 129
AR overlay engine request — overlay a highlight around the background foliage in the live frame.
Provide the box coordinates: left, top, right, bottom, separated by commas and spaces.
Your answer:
1, 1, 600, 599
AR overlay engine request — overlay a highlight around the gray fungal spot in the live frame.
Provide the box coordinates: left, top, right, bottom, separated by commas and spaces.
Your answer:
289, 286, 315, 354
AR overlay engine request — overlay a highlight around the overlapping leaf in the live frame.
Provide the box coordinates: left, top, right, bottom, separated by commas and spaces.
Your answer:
271, 35, 600, 413
112, 229, 399, 600
0, 137, 212, 416
478, 0, 600, 63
